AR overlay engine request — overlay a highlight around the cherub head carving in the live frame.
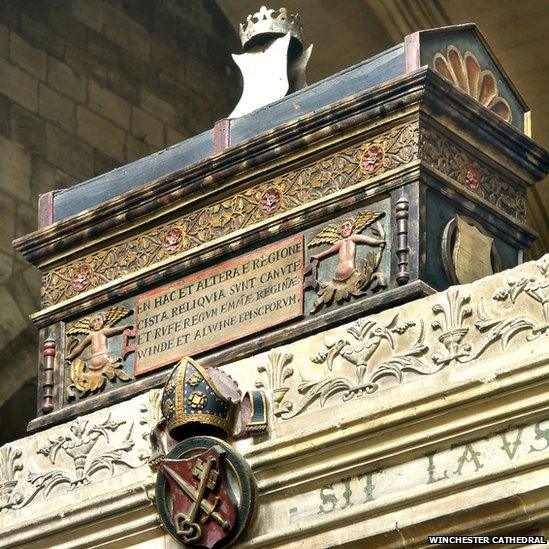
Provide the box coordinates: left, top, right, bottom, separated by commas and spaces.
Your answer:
90, 313, 106, 331
338, 218, 356, 238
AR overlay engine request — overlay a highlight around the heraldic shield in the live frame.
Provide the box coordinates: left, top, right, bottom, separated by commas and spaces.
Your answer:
156, 436, 257, 548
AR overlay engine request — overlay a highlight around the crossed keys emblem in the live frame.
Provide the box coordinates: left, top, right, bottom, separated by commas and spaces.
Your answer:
158, 445, 237, 547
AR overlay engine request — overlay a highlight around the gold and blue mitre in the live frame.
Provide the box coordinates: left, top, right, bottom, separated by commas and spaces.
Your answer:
161, 357, 240, 440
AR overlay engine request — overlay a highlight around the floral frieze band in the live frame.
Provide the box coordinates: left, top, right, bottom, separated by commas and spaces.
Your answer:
420, 127, 526, 222
40, 120, 525, 308
41, 123, 419, 307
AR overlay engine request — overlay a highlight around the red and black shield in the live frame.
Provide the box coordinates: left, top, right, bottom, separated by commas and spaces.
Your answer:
159, 446, 236, 548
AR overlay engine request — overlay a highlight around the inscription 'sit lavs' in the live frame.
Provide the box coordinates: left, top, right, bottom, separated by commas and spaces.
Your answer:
134, 236, 304, 374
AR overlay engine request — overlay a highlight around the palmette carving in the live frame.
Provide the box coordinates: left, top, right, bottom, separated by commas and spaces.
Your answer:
41, 122, 419, 306
432, 46, 512, 123
256, 351, 294, 417
0, 447, 23, 511
431, 289, 473, 366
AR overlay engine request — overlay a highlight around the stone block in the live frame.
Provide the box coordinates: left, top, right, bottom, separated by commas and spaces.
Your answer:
45, 123, 93, 180
47, 7, 87, 48
0, 2, 18, 29
94, 148, 119, 176
0, 286, 28, 350
11, 103, 46, 156
125, 134, 151, 163
10, 32, 47, 81
19, 14, 65, 60
21, 262, 40, 302
14, 265, 41, 318
0, 135, 31, 203
55, 168, 76, 190
166, 127, 186, 147
88, 80, 130, 130
157, 70, 189, 104
106, 69, 140, 105
15, 201, 37, 238
122, 0, 156, 33
118, 51, 157, 89
15, 1, 49, 23
76, 106, 125, 162
87, 29, 119, 68
0, 22, 9, 57
72, 0, 104, 33
151, 36, 182, 70
65, 44, 107, 86
39, 82, 76, 133
0, 192, 16, 255
104, 4, 150, 61
131, 106, 164, 149
0, 93, 11, 138
0, 250, 12, 283
140, 87, 175, 126
0, 57, 38, 112
48, 57, 87, 104
30, 154, 57, 199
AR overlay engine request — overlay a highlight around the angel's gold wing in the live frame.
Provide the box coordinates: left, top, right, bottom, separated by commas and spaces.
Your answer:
308, 224, 340, 248
353, 210, 384, 234
104, 306, 133, 328
66, 318, 92, 337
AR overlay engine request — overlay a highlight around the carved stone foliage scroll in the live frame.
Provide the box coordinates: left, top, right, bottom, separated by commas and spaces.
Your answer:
41, 122, 419, 307
420, 127, 526, 222
260, 256, 548, 420
0, 395, 154, 513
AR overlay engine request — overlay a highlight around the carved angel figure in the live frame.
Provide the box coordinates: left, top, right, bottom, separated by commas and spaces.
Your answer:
306, 211, 386, 313
65, 307, 133, 399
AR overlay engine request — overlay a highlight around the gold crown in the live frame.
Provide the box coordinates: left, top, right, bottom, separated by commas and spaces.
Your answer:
239, 5, 304, 49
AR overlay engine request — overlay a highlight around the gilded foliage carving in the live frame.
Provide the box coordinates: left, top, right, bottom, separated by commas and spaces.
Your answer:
275, 257, 548, 419
41, 122, 419, 306
420, 127, 526, 222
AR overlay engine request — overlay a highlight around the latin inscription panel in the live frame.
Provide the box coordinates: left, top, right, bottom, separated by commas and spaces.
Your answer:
134, 236, 304, 374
